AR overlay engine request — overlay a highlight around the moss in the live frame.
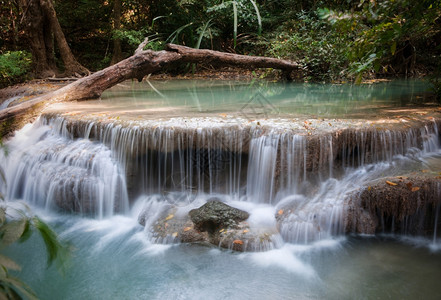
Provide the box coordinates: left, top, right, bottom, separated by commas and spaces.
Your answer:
0, 115, 16, 139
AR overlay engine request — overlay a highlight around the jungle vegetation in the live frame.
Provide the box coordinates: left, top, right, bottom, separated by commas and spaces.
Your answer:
0, 0, 440, 89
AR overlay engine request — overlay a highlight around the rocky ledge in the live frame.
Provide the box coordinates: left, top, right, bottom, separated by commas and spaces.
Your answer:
139, 171, 441, 252
346, 172, 441, 236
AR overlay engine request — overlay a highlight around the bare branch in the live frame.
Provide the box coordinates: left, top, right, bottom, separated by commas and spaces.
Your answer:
135, 37, 150, 55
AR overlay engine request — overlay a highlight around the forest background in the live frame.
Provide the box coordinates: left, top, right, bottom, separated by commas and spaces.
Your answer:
0, 0, 440, 89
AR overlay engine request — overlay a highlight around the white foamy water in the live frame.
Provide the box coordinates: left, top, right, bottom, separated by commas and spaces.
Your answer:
1, 79, 441, 298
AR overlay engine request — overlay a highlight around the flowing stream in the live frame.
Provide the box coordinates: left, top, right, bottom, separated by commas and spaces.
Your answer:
1, 80, 441, 299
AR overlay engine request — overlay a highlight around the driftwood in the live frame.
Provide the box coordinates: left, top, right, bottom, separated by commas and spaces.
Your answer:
0, 43, 301, 137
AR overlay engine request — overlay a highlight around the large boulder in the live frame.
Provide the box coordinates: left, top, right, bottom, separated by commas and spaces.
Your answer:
189, 200, 250, 233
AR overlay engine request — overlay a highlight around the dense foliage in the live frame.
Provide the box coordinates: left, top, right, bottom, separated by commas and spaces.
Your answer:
0, 0, 440, 83
0, 51, 32, 88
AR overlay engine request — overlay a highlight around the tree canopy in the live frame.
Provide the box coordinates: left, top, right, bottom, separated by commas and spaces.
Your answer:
0, 0, 440, 85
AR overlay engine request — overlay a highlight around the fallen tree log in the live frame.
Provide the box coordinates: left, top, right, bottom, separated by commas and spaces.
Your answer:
0, 43, 301, 137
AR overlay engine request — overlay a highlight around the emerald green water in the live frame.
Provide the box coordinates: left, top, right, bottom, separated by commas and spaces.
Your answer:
50, 79, 434, 120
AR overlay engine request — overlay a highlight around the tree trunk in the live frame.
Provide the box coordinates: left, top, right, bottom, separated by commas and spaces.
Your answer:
18, 0, 88, 77
18, 0, 56, 77
43, 15, 57, 72
0, 43, 301, 137
39, 0, 89, 76
110, 0, 123, 65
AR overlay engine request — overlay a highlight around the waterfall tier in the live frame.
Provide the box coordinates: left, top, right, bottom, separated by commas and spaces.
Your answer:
2, 112, 441, 247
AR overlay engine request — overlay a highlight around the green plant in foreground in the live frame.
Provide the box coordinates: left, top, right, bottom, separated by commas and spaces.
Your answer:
0, 143, 70, 299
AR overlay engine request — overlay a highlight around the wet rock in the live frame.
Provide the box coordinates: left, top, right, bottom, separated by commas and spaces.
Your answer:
141, 200, 280, 252
188, 201, 280, 251
189, 200, 249, 233
211, 223, 280, 252
345, 173, 441, 236
149, 207, 208, 244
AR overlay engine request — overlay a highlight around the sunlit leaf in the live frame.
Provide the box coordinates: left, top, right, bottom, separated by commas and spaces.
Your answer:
0, 265, 6, 279
18, 220, 32, 243
0, 254, 20, 271
386, 180, 398, 186
183, 227, 192, 232
1, 276, 37, 300
411, 187, 420, 192
390, 42, 396, 55
233, 239, 243, 245
249, 0, 262, 35
1, 219, 27, 245
0, 167, 6, 185
278, 209, 284, 215
0, 207, 5, 225
233, 1, 238, 48
165, 214, 174, 221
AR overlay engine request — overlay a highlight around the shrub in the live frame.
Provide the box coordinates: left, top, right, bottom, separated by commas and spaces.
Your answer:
0, 51, 32, 88
267, 10, 351, 82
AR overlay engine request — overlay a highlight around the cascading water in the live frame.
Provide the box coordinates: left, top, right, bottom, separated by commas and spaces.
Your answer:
2, 113, 441, 246
2, 80, 441, 299
0, 120, 129, 218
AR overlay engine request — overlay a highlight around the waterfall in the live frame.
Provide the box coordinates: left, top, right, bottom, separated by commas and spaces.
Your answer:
0, 121, 129, 218
1, 114, 440, 245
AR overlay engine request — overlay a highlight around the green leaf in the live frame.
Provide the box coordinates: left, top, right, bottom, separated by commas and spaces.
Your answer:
355, 73, 363, 84
33, 217, 65, 267
390, 41, 396, 56
1, 276, 37, 300
373, 60, 381, 72
151, 15, 166, 28
1, 219, 27, 246
0, 167, 5, 185
0, 285, 14, 300
233, 1, 238, 48
0, 207, 5, 225
195, 19, 212, 49
18, 220, 32, 244
248, 0, 262, 35
0, 254, 20, 271
167, 23, 193, 44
